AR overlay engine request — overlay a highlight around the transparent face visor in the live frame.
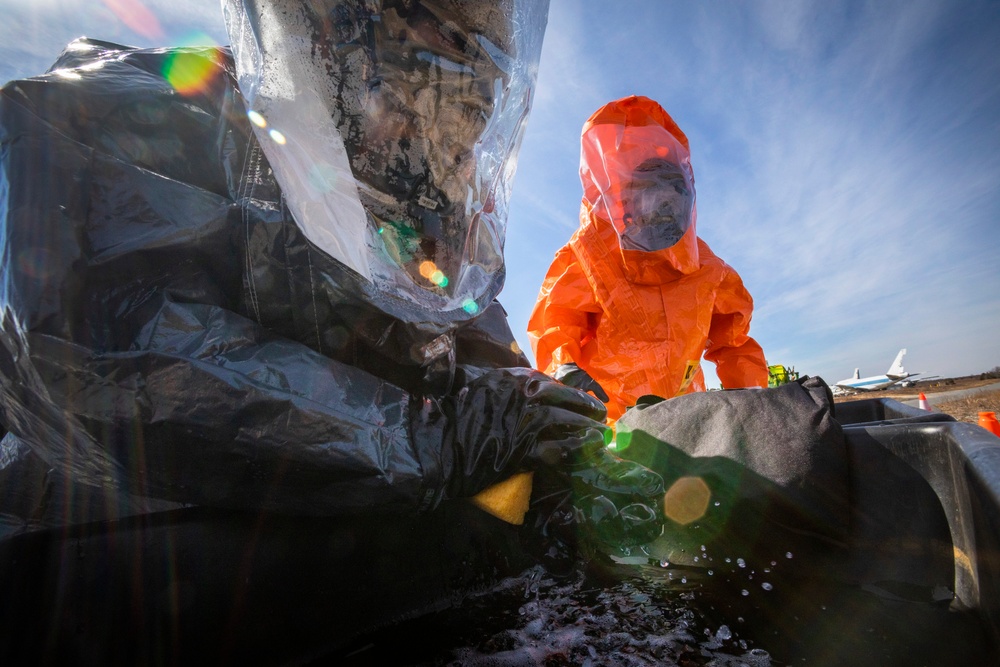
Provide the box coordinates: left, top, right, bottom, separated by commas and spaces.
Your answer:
222, 0, 547, 317
581, 124, 695, 252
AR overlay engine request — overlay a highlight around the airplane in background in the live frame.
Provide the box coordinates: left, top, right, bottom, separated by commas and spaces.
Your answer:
834, 348, 922, 393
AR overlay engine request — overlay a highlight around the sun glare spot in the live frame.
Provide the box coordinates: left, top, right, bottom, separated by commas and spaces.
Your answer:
419, 261, 449, 287
663, 476, 711, 525
163, 49, 220, 96
102, 0, 166, 40
247, 110, 267, 128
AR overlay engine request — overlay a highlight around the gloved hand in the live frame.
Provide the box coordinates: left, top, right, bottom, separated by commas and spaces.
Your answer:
411, 367, 663, 551
554, 363, 610, 402
527, 448, 665, 559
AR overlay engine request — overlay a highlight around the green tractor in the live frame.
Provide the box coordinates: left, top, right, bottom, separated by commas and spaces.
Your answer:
768, 364, 800, 388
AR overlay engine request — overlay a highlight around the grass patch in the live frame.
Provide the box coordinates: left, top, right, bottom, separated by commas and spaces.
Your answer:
934, 389, 1000, 425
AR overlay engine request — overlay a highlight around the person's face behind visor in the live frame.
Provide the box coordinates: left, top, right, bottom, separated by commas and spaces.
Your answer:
620, 157, 693, 252
581, 123, 696, 253
223, 0, 547, 319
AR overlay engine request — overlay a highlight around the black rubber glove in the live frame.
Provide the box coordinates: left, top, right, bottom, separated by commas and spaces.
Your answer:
527, 449, 665, 559
411, 367, 663, 552
411, 367, 610, 502
554, 363, 610, 402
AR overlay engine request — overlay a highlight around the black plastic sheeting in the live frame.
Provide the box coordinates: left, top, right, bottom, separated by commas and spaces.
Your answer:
0, 502, 537, 666
2, 399, 1000, 665
0, 38, 664, 536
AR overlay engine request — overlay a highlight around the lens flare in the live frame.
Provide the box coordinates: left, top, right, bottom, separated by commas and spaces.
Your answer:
268, 129, 287, 145
247, 110, 267, 128
102, 0, 165, 40
163, 49, 221, 96
17, 247, 55, 280
663, 476, 711, 525
419, 261, 449, 288
462, 299, 479, 314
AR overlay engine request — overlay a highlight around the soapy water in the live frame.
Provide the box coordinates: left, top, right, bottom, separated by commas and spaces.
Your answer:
330, 563, 774, 666
324, 540, 997, 667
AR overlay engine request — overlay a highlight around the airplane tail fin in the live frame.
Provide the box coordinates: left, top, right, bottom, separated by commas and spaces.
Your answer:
852, 368, 860, 380
887, 348, 907, 377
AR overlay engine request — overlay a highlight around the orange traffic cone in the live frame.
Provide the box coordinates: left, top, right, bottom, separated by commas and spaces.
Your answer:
918, 392, 932, 411
979, 412, 1000, 437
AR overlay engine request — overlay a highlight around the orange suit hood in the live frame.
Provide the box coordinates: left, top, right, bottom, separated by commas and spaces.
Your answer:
579, 95, 700, 282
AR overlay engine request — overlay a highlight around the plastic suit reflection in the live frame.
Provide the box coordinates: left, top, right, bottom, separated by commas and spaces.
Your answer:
0, 1, 662, 548
529, 96, 768, 423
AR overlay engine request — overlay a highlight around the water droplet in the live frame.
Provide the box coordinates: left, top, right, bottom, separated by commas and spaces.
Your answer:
762, 582, 773, 591
660, 559, 670, 568
701, 545, 707, 551
786, 552, 794, 559
693, 556, 699, 562
714, 501, 721, 506
725, 558, 732, 563
750, 648, 770, 657
708, 570, 714, 576
741, 589, 749, 596
771, 560, 777, 566
764, 568, 771, 573
737, 558, 746, 568
715, 625, 733, 640
681, 577, 687, 583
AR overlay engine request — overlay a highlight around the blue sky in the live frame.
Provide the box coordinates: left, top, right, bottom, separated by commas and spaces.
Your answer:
3, 0, 999, 387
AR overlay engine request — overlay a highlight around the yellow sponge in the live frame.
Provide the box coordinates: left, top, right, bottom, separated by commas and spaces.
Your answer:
470, 471, 534, 525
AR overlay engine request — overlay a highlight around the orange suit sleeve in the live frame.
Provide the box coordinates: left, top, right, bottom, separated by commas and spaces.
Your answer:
704, 265, 768, 388
527, 243, 601, 376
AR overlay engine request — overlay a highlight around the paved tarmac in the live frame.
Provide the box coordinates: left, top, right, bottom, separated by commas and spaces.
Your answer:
897, 381, 1000, 409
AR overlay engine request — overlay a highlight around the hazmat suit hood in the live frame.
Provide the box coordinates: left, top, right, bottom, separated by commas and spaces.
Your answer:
222, 0, 547, 325
579, 95, 699, 282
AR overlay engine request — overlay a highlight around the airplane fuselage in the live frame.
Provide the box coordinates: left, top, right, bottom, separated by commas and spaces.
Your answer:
834, 348, 919, 392
835, 373, 912, 391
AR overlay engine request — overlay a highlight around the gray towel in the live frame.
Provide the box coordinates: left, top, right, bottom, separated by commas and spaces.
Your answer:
615, 377, 849, 556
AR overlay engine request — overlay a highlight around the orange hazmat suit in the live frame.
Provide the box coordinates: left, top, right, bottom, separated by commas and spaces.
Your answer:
528, 96, 768, 423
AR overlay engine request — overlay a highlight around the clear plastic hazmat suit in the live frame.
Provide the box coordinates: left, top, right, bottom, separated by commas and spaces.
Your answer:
529, 96, 768, 423
0, 1, 663, 549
